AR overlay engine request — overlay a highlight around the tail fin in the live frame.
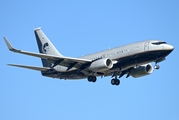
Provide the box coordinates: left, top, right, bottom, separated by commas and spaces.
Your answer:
34, 27, 63, 67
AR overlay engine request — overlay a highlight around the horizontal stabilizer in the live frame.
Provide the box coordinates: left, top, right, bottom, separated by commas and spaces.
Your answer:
8, 64, 52, 71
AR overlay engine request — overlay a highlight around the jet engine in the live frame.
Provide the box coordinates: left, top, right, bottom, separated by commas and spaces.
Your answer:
130, 63, 153, 78
88, 58, 113, 72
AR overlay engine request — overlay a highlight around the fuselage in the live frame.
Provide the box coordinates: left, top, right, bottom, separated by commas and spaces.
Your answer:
43, 40, 174, 79
5, 28, 174, 85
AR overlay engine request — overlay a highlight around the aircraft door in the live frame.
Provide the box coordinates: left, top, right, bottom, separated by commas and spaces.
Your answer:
144, 42, 149, 51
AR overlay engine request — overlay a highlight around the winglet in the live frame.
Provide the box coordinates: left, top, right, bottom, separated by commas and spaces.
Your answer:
3, 37, 14, 50
3, 37, 20, 52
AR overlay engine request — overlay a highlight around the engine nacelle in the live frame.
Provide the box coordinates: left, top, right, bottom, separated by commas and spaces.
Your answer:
88, 58, 113, 72
130, 63, 153, 78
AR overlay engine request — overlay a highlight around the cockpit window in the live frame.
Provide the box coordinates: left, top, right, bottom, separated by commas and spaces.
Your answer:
152, 42, 167, 45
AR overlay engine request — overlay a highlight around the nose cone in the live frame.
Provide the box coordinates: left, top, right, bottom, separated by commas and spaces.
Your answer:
164, 44, 174, 51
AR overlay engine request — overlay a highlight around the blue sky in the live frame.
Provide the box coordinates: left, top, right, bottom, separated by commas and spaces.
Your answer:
1, 0, 179, 120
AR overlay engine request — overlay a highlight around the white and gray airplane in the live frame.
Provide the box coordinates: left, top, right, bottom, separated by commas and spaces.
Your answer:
4, 28, 174, 86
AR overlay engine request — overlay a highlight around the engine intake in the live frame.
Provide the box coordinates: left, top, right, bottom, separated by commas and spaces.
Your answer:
130, 63, 153, 78
88, 58, 113, 72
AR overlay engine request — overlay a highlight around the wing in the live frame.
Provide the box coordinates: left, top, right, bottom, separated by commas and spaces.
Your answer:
8, 64, 52, 71
4, 37, 92, 70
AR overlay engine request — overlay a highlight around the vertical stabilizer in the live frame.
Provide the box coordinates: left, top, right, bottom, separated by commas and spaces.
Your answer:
34, 28, 63, 67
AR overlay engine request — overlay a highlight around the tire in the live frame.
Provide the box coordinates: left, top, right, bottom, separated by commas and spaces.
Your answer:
92, 76, 97, 82
115, 79, 120, 86
87, 75, 93, 82
111, 79, 116, 85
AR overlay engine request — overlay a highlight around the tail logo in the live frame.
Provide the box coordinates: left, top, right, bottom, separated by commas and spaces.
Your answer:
42, 42, 49, 53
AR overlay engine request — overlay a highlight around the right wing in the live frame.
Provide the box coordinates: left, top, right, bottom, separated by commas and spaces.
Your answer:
4, 37, 92, 70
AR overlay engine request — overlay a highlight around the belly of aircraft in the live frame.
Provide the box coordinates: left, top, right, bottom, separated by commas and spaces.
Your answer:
42, 50, 170, 80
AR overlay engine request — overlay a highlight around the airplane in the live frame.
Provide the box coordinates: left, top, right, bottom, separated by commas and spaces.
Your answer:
4, 28, 174, 86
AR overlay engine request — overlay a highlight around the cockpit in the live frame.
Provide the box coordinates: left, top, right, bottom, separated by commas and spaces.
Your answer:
149, 40, 174, 52
151, 42, 167, 45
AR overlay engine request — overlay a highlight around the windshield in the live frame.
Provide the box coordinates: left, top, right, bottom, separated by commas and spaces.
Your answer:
152, 42, 167, 45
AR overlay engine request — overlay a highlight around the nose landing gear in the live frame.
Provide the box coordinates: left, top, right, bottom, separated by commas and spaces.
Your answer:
154, 61, 160, 70
154, 64, 160, 70
154, 57, 165, 70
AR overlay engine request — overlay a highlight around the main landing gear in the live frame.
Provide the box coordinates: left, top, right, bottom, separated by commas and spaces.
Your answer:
87, 73, 121, 86
87, 75, 97, 82
111, 78, 120, 86
111, 74, 120, 86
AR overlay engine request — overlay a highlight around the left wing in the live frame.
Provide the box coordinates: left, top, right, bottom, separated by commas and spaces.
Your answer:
4, 37, 92, 70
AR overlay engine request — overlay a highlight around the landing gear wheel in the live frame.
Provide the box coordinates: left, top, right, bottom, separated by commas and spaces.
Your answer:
88, 75, 93, 82
111, 79, 116, 85
111, 79, 120, 86
87, 75, 97, 82
115, 79, 120, 86
92, 76, 97, 82
154, 64, 160, 70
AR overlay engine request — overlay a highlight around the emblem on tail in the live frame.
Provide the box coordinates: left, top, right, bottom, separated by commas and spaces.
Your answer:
42, 42, 49, 53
